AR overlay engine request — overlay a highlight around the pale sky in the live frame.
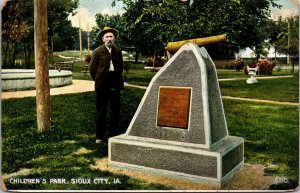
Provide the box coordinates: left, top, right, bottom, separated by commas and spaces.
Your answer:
68, 0, 299, 31
68, 0, 125, 31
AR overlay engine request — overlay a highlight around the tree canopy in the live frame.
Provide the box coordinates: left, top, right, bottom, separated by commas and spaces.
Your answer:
1, 0, 79, 68
108, 0, 281, 59
2, 0, 297, 67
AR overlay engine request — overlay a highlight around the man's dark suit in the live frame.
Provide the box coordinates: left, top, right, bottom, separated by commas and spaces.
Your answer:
90, 44, 124, 141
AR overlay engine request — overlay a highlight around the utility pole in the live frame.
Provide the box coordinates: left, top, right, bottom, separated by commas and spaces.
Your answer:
87, 22, 90, 54
79, 17, 83, 59
287, 21, 291, 65
34, 0, 51, 132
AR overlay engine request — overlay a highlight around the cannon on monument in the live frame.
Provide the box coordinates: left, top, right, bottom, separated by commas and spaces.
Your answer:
165, 34, 229, 59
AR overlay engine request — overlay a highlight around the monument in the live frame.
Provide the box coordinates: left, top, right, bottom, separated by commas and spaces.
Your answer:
108, 43, 244, 187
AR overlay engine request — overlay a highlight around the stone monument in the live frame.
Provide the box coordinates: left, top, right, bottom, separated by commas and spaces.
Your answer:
108, 43, 244, 187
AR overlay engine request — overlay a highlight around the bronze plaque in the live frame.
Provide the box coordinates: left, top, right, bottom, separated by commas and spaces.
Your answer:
157, 87, 191, 129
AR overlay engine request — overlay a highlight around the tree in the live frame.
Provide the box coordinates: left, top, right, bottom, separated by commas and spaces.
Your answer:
34, 0, 51, 132
1, 0, 79, 69
275, 16, 299, 73
188, 0, 280, 59
47, 0, 79, 64
112, 0, 280, 59
112, 0, 188, 62
2, 1, 31, 68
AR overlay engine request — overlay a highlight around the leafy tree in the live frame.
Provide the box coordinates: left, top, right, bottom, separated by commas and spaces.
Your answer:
2, 1, 31, 68
110, 0, 188, 62
274, 16, 299, 73
43, 0, 79, 52
1, 0, 79, 68
275, 16, 299, 56
112, 0, 280, 60
187, 0, 281, 59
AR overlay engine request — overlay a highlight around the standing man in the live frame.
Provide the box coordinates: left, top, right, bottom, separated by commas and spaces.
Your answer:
90, 26, 124, 144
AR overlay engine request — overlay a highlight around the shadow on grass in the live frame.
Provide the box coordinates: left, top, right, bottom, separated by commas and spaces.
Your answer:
2, 86, 299, 190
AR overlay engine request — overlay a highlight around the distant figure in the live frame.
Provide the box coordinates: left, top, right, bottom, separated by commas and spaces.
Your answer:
89, 26, 124, 144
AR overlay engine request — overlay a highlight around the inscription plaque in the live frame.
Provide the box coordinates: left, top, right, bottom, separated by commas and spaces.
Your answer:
157, 87, 191, 129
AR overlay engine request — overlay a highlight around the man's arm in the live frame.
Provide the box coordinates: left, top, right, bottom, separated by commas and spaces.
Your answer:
89, 50, 98, 80
118, 49, 124, 74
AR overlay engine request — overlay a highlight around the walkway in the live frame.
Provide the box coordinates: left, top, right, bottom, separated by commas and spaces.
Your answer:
1, 80, 146, 100
1, 77, 298, 106
218, 75, 294, 81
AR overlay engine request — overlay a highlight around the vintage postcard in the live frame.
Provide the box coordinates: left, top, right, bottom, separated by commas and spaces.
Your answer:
1, 0, 299, 192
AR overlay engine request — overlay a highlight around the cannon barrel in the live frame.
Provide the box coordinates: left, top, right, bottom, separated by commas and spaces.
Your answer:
166, 34, 229, 54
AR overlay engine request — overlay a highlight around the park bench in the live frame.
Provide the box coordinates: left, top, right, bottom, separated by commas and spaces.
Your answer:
49, 61, 74, 71
81, 64, 90, 77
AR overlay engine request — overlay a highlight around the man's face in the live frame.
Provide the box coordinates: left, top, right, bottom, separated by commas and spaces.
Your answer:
102, 32, 115, 46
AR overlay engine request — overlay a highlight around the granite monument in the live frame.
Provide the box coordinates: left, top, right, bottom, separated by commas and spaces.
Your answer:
108, 43, 244, 187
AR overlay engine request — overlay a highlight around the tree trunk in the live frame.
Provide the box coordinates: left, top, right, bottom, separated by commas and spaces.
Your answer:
291, 56, 295, 75
8, 43, 12, 68
135, 49, 139, 63
34, 0, 51, 132
3, 42, 9, 68
50, 35, 54, 65
24, 47, 28, 68
28, 48, 32, 69
25, 46, 33, 69
12, 42, 18, 68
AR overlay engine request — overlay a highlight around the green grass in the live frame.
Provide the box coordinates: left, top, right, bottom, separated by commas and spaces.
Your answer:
223, 100, 299, 181
2, 89, 299, 190
1, 57, 299, 190
72, 61, 93, 80
219, 76, 299, 102
216, 69, 297, 79
71, 61, 157, 86
2, 89, 173, 190
123, 63, 157, 86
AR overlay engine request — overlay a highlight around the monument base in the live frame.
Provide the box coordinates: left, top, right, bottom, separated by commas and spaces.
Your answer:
108, 135, 244, 187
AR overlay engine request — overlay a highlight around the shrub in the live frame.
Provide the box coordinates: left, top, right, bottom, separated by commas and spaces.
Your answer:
233, 58, 245, 71
145, 56, 166, 67
257, 58, 276, 75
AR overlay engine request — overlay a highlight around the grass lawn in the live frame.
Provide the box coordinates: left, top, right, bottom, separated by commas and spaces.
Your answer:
72, 61, 158, 85
2, 89, 172, 190
219, 75, 299, 102
2, 86, 299, 190
1, 55, 299, 190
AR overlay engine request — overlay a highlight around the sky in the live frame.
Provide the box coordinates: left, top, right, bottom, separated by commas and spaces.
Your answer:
68, 0, 300, 31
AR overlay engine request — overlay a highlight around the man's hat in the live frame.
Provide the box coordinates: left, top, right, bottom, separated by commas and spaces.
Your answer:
97, 26, 119, 40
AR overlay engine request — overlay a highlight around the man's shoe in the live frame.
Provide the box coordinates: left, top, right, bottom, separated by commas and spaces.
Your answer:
95, 139, 102, 144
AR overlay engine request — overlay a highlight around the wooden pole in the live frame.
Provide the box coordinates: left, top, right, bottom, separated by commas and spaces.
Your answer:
287, 21, 291, 65
87, 22, 90, 54
79, 17, 82, 59
34, 0, 51, 132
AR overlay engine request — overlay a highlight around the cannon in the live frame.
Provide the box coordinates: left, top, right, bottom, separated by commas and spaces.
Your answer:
165, 34, 229, 57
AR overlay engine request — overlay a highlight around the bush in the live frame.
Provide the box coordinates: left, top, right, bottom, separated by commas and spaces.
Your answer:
145, 56, 166, 67
84, 54, 91, 63
257, 58, 276, 75
233, 58, 245, 71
